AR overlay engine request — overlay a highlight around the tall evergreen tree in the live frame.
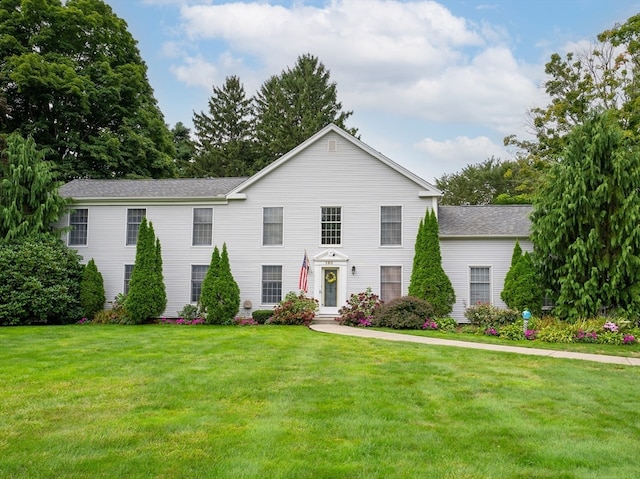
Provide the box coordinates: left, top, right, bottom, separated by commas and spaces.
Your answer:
199, 243, 240, 324
501, 242, 543, 315
192, 75, 257, 177
171, 122, 196, 177
0, 133, 67, 242
254, 54, 357, 168
126, 218, 166, 323
531, 111, 640, 319
80, 258, 106, 320
0, 0, 176, 179
408, 209, 455, 317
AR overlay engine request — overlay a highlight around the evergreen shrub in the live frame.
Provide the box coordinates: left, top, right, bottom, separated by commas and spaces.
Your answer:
0, 235, 83, 325
80, 259, 106, 320
252, 310, 274, 324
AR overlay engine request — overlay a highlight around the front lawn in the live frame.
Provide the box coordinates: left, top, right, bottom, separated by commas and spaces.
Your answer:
1, 325, 639, 478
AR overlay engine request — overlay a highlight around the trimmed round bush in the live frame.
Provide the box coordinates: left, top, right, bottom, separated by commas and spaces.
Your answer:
252, 309, 274, 324
372, 296, 435, 329
0, 235, 83, 325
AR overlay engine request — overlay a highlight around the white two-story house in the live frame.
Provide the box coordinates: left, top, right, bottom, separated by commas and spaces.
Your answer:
59, 124, 532, 322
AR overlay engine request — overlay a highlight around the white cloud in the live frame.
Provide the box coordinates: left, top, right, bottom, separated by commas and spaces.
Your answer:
415, 135, 508, 175
170, 55, 219, 87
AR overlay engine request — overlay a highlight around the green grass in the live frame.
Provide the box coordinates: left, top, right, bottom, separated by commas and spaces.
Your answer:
1, 325, 639, 478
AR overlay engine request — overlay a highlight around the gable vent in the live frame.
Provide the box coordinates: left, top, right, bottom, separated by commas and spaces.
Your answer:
327, 139, 337, 151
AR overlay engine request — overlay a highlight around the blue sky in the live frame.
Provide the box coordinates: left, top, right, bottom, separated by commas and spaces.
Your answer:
106, 0, 640, 182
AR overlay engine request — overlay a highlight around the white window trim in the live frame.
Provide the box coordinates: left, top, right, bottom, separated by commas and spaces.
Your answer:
468, 265, 493, 306
260, 264, 284, 306
261, 206, 285, 247
191, 207, 214, 247
319, 205, 343, 247
68, 208, 89, 247
379, 205, 403, 247
125, 208, 147, 247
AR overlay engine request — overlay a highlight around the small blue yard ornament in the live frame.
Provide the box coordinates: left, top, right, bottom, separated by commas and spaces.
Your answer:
522, 308, 531, 334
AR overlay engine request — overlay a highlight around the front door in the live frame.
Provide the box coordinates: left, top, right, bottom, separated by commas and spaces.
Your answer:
323, 267, 339, 308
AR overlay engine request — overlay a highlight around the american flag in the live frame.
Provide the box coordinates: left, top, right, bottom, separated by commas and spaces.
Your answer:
298, 250, 309, 293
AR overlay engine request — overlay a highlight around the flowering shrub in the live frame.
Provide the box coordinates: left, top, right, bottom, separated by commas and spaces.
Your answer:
268, 292, 319, 326
464, 303, 519, 329
159, 317, 204, 325
485, 327, 498, 336
422, 319, 438, 330
623, 335, 636, 344
235, 317, 258, 326
336, 288, 382, 327
603, 321, 619, 333
525, 329, 538, 340
574, 330, 598, 343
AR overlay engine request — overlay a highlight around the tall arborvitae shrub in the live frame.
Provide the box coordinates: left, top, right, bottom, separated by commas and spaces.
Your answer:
200, 246, 221, 323
126, 219, 166, 323
200, 243, 240, 324
501, 243, 543, 315
80, 258, 106, 320
408, 209, 455, 317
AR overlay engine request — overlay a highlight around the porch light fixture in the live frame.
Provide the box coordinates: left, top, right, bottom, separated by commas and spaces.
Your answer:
351, 265, 356, 275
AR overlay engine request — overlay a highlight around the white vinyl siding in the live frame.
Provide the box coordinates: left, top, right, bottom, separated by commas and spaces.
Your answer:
191, 265, 208, 303
126, 208, 146, 245
263, 207, 283, 246
261, 265, 282, 304
192, 208, 213, 246
321, 207, 341, 246
381, 206, 401, 246
380, 266, 402, 303
469, 266, 491, 305
68, 208, 88, 246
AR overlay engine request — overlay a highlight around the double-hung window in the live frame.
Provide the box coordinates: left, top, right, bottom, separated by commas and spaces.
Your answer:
321, 207, 341, 246
263, 207, 283, 246
380, 266, 402, 303
470, 266, 491, 305
68, 209, 88, 246
261, 265, 282, 304
124, 264, 134, 294
126, 208, 146, 245
381, 206, 401, 246
191, 265, 209, 303
193, 208, 213, 246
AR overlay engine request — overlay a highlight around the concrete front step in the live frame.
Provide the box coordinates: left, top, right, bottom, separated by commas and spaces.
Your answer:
312, 316, 338, 325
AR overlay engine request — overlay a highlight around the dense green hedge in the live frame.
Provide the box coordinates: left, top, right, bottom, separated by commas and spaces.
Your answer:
0, 236, 83, 325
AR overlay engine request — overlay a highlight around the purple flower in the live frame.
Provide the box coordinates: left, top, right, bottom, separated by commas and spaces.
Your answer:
485, 327, 498, 336
603, 321, 619, 332
623, 335, 636, 344
525, 329, 537, 340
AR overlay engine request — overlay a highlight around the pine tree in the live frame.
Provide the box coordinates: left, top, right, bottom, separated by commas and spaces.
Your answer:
0, 133, 67, 242
80, 258, 106, 320
192, 75, 257, 177
408, 209, 456, 317
126, 219, 166, 323
531, 110, 640, 319
254, 54, 357, 168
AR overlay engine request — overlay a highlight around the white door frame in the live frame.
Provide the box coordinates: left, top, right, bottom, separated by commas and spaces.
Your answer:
312, 249, 349, 316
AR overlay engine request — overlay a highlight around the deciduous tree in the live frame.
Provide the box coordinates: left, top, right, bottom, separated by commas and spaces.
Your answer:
0, 0, 176, 179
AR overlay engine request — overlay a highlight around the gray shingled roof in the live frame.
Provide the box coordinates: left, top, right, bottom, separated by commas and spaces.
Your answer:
60, 177, 249, 199
438, 205, 533, 237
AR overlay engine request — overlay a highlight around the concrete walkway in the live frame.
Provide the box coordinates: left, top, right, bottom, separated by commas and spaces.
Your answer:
309, 323, 640, 367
